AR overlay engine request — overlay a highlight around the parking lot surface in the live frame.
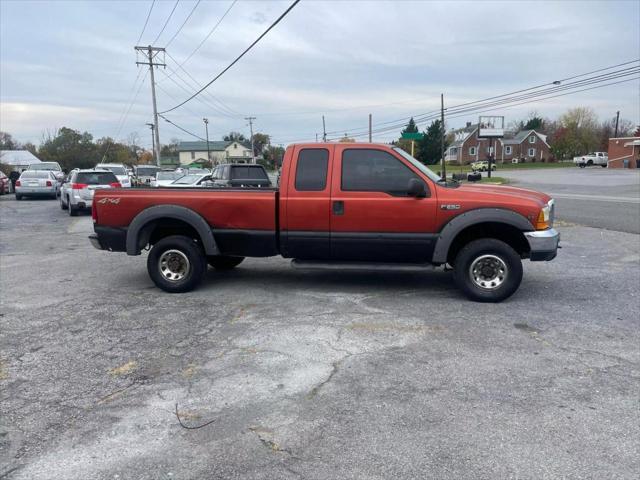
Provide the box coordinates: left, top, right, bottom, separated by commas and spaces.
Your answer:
499, 167, 640, 234
1, 195, 639, 479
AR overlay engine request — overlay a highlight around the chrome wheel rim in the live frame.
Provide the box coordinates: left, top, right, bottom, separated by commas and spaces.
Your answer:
159, 249, 190, 282
469, 254, 508, 290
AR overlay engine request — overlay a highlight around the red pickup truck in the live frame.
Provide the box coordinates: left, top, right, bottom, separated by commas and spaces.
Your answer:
90, 143, 559, 302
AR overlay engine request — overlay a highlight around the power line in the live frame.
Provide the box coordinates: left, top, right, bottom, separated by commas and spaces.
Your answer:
136, 0, 156, 45
165, 0, 201, 48
160, 0, 301, 114
168, 0, 237, 73
164, 52, 242, 117
151, 0, 180, 46
159, 114, 207, 141
326, 59, 640, 137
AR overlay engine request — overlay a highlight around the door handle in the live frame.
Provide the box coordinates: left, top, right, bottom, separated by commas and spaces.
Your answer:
332, 200, 344, 215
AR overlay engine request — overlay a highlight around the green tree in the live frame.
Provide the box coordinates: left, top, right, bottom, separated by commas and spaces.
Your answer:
39, 127, 98, 171
401, 117, 419, 136
223, 131, 246, 142
251, 133, 270, 157
416, 120, 447, 165
524, 116, 544, 130
0, 132, 18, 150
262, 145, 285, 169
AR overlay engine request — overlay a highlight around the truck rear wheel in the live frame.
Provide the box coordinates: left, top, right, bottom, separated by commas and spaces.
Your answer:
207, 255, 245, 270
453, 238, 523, 303
147, 235, 206, 293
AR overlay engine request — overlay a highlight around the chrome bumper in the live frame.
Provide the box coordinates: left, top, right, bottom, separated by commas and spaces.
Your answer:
525, 228, 560, 261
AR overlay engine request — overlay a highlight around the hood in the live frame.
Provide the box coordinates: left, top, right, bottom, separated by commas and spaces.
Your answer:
454, 183, 551, 207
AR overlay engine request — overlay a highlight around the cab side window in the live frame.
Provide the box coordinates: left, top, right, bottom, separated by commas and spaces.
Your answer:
295, 149, 329, 191
341, 149, 419, 196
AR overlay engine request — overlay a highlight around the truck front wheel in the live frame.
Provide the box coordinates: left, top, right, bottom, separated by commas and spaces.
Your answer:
147, 235, 206, 293
207, 255, 245, 270
453, 238, 523, 302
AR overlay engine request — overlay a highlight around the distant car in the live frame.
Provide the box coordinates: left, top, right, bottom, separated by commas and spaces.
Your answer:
59, 169, 120, 216
151, 171, 183, 187
0, 171, 9, 195
211, 164, 272, 188
470, 160, 497, 172
573, 152, 608, 168
133, 165, 162, 186
168, 173, 213, 188
95, 163, 132, 187
15, 170, 59, 200
27, 161, 65, 183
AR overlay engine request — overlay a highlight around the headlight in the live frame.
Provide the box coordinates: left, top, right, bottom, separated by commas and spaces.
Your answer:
535, 200, 554, 230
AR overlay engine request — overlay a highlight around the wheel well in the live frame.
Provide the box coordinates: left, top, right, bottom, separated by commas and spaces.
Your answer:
446, 222, 530, 264
139, 218, 202, 251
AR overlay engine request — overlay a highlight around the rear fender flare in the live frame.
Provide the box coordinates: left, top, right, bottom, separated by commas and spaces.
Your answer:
432, 208, 534, 264
126, 205, 219, 256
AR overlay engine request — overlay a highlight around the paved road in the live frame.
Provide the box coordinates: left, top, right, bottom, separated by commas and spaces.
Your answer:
499, 167, 640, 233
1, 196, 639, 479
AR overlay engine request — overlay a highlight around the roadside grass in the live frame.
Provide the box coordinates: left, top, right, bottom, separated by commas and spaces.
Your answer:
477, 176, 509, 184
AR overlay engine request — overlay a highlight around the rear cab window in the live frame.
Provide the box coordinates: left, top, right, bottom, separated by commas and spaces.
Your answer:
295, 149, 329, 191
76, 172, 118, 185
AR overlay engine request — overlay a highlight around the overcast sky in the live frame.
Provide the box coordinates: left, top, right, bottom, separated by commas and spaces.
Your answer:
1, 0, 639, 148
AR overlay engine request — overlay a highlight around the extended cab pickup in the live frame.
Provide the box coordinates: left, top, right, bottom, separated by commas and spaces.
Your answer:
90, 143, 559, 302
573, 152, 608, 168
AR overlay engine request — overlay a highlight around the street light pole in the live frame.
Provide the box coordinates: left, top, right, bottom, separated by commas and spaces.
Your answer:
203, 118, 210, 165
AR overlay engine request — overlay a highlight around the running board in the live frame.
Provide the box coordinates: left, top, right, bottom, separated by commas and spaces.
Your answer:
291, 259, 436, 272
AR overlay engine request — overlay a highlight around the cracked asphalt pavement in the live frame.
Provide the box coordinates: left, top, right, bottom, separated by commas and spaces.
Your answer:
1, 193, 639, 479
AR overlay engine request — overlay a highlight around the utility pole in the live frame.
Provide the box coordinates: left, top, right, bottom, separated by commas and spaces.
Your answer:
245, 116, 256, 163
368, 113, 372, 142
614, 110, 620, 137
440, 93, 446, 181
322, 115, 327, 142
203, 118, 210, 165
145, 123, 155, 162
135, 45, 165, 167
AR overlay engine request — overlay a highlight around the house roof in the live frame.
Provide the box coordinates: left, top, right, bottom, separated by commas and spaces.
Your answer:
501, 129, 549, 146
177, 141, 251, 152
0, 150, 42, 166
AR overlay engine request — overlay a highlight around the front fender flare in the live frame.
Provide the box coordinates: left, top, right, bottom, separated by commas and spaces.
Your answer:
126, 204, 219, 256
432, 208, 534, 264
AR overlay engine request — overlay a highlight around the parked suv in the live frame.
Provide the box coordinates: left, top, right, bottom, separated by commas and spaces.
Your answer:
96, 163, 132, 187
133, 165, 162, 186
211, 164, 272, 188
60, 169, 120, 216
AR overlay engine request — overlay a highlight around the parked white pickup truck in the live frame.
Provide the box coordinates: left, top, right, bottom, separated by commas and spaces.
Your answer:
573, 152, 608, 168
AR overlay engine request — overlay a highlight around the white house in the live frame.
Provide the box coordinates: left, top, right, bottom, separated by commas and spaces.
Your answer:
177, 141, 254, 166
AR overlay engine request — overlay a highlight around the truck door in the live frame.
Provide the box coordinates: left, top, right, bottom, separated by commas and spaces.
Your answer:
282, 145, 333, 259
329, 145, 438, 262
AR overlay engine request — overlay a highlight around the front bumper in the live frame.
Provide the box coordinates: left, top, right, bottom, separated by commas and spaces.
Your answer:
525, 228, 560, 261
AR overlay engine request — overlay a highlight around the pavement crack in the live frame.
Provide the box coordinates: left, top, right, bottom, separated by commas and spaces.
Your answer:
307, 359, 345, 399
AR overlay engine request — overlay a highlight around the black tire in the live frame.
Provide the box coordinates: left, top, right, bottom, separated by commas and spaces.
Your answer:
453, 238, 523, 303
578, 164, 585, 168
601, 164, 607, 168
147, 235, 206, 293
207, 255, 245, 270
69, 202, 78, 216
15, 194, 22, 200
587, 160, 593, 166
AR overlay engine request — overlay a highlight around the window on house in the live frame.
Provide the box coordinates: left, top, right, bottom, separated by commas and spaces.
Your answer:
529, 135, 536, 143
469, 146, 476, 156
190, 152, 195, 159
505, 146, 512, 155
528, 148, 536, 157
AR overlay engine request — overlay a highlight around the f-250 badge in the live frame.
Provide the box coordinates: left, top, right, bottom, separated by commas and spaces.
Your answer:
97, 198, 121, 205
440, 204, 461, 210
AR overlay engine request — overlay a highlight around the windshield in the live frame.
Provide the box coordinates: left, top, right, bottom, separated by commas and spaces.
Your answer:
172, 174, 201, 185
29, 162, 61, 171
136, 167, 160, 176
392, 147, 442, 182
101, 165, 126, 175
157, 172, 181, 181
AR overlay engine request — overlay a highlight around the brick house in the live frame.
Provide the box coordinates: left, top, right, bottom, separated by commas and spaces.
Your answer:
445, 123, 552, 164
607, 136, 640, 168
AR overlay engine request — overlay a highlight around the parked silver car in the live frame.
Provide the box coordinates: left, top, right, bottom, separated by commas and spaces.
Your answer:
151, 171, 183, 187
95, 163, 132, 187
59, 169, 120, 216
168, 173, 212, 188
15, 170, 59, 200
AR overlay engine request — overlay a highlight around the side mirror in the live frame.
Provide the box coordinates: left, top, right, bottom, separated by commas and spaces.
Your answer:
407, 178, 427, 198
